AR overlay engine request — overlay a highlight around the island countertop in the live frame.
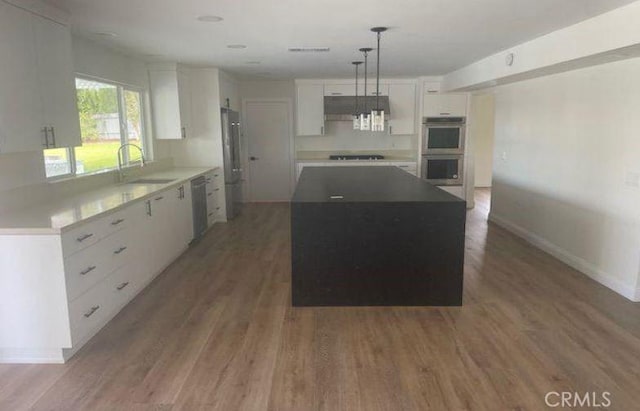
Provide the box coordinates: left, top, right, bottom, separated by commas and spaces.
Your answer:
292, 166, 464, 204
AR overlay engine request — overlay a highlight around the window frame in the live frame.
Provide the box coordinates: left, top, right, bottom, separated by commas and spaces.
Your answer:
44, 75, 149, 181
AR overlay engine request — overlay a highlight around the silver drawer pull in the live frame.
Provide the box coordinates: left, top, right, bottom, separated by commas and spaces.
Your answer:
154, 196, 164, 201
77, 233, 94, 242
80, 265, 97, 276
116, 282, 130, 291
114, 246, 128, 255
84, 305, 100, 318
330, 195, 344, 200
111, 218, 125, 226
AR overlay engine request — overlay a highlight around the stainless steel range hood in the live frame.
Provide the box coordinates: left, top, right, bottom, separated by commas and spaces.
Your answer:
324, 96, 391, 121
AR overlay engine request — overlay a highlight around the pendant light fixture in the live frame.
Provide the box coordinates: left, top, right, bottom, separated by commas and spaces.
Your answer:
370, 27, 387, 132
351, 61, 363, 130
358, 47, 373, 131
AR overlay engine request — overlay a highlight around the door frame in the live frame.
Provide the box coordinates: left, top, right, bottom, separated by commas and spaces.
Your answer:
241, 98, 295, 202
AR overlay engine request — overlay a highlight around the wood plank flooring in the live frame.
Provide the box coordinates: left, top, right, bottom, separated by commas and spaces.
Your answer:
2, 189, 640, 410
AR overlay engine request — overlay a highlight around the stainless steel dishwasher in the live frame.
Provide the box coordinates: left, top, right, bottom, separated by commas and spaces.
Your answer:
191, 176, 208, 240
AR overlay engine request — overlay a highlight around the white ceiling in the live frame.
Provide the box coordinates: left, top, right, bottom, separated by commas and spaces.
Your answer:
46, 0, 638, 79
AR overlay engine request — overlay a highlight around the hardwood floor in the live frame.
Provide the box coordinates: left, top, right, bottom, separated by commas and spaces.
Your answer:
2, 189, 640, 410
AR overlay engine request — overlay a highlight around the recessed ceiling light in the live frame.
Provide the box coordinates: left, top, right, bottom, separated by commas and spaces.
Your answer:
197, 15, 223, 22
227, 44, 247, 49
93, 31, 118, 37
245, 61, 261, 65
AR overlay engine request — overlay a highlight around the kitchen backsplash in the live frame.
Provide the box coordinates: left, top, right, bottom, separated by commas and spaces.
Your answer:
295, 121, 416, 152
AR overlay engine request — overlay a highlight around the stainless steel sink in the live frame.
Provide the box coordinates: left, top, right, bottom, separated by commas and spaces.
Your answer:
126, 178, 176, 184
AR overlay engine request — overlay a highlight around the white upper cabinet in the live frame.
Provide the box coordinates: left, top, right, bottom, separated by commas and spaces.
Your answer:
149, 66, 192, 139
296, 84, 324, 136
34, 16, 82, 149
423, 94, 468, 117
365, 83, 389, 96
388, 83, 416, 135
176, 70, 192, 138
0, 2, 43, 153
423, 81, 442, 94
0, 2, 80, 153
324, 84, 354, 96
324, 83, 389, 97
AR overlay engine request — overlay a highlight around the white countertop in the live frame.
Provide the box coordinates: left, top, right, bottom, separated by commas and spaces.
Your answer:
0, 167, 217, 235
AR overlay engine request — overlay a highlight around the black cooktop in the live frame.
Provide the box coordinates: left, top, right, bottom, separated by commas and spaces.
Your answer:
329, 154, 385, 160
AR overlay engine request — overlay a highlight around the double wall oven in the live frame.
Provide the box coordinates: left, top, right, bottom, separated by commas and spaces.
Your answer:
421, 117, 465, 185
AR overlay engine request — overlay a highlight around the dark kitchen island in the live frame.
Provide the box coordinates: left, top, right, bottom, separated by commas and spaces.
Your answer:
291, 166, 466, 307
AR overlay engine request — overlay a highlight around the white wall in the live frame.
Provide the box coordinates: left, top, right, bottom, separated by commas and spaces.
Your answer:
489, 58, 640, 301
469, 94, 495, 187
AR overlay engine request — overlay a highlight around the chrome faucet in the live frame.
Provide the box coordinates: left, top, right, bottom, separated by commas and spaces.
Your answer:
117, 143, 146, 181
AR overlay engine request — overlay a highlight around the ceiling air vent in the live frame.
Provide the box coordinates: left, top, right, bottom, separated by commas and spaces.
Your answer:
288, 47, 330, 53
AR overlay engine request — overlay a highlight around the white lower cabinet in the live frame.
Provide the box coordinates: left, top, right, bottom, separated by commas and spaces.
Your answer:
0, 183, 195, 364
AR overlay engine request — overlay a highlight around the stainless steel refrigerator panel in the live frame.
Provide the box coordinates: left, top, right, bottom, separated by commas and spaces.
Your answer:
221, 108, 242, 185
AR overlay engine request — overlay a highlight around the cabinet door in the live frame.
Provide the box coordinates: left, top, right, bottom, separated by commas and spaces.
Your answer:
324, 84, 354, 96
176, 183, 194, 246
34, 16, 81, 148
296, 84, 324, 136
149, 70, 183, 140
177, 70, 191, 138
423, 81, 441, 94
423, 94, 468, 117
388, 83, 416, 135
365, 84, 389, 96
0, 3, 45, 153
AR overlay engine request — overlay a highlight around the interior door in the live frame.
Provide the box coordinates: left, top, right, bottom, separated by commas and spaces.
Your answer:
244, 100, 292, 202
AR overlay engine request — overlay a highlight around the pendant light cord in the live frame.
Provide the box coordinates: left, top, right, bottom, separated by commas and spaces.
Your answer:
363, 51, 368, 113
376, 32, 380, 111
355, 64, 359, 114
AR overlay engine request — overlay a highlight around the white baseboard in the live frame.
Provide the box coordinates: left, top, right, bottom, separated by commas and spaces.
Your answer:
488, 213, 639, 302
0, 348, 65, 364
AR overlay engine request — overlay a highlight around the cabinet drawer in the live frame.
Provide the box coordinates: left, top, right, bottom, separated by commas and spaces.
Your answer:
68, 264, 138, 345
68, 269, 120, 344
101, 207, 133, 238
101, 229, 134, 272
61, 218, 103, 256
64, 242, 110, 302
64, 228, 134, 301
110, 263, 138, 307
207, 209, 217, 226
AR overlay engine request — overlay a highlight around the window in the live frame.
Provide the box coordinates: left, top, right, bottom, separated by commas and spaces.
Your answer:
44, 77, 147, 179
